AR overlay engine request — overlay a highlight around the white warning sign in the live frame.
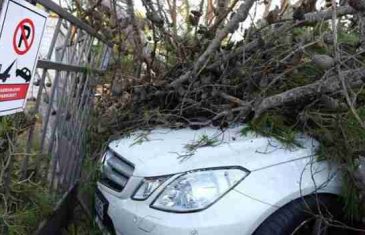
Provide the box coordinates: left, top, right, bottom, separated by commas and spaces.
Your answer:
0, 0, 47, 116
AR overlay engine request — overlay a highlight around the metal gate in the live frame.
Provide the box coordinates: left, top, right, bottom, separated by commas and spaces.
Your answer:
0, 0, 111, 194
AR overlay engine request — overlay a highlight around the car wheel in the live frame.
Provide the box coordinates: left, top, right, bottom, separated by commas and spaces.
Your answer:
253, 194, 355, 235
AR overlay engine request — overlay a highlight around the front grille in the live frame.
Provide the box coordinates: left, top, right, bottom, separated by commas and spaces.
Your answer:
100, 149, 135, 192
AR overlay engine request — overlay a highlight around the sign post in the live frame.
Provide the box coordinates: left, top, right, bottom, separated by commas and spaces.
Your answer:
0, 0, 47, 116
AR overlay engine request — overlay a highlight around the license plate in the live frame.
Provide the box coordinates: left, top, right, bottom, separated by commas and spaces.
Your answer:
95, 189, 108, 222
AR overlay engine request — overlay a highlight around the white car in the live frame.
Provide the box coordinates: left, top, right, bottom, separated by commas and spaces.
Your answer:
95, 126, 348, 235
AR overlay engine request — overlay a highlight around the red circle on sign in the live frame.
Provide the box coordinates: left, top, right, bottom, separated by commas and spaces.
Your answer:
13, 18, 35, 55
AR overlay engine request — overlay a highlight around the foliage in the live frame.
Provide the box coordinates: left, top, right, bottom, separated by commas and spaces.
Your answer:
338, 31, 361, 47
185, 134, 220, 152
130, 131, 151, 146
306, 108, 365, 219
0, 114, 57, 234
241, 113, 301, 149
1, 182, 54, 235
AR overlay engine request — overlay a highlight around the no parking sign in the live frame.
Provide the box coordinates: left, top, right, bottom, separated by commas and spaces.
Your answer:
13, 18, 35, 55
0, 0, 47, 116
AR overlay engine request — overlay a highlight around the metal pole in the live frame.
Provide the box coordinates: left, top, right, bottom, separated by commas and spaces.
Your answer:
45, 31, 83, 188
39, 25, 72, 152
64, 74, 90, 189
21, 18, 62, 179
36, 24, 73, 174
66, 43, 104, 188
51, 36, 94, 192
48, 30, 82, 155
48, 34, 93, 192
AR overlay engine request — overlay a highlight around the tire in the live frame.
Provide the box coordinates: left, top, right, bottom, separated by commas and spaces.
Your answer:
253, 194, 353, 235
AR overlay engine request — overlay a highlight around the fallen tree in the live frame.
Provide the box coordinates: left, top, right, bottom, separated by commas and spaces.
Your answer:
74, 0, 365, 220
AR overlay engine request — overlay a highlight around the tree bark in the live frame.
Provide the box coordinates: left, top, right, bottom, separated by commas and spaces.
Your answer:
126, 0, 143, 78
254, 69, 365, 116
206, 0, 216, 25
214, 0, 229, 25
303, 5, 355, 23
166, 0, 177, 36
192, 0, 256, 74
358, 13, 365, 50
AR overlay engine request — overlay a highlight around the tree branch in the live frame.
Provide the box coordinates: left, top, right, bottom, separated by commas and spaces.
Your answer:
170, 0, 256, 88
254, 69, 365, 117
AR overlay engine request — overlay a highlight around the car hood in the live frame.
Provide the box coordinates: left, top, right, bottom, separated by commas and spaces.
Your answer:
108, 126, 318, 177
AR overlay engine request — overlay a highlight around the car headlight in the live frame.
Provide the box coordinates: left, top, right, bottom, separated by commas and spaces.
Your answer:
151, 168, 249, 212
132, 176, 170, 200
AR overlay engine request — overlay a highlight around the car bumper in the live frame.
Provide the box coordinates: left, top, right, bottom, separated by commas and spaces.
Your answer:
96, 183, 276, 235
